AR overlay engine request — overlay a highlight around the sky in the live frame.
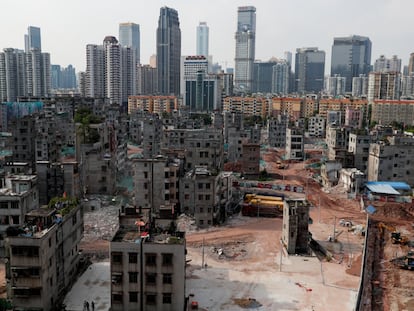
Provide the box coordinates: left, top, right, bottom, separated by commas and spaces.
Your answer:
1, 0, 413, 73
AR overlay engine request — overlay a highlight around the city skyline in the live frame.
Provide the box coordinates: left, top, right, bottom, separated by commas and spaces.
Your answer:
1, 0, 414, 73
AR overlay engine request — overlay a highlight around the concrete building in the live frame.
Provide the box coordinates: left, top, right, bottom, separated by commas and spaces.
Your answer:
370, 100, 414, 126
267, 114, 288, 147
196, 22, 209, 57
222, 96, 270, 118
234, 6, 256, 93
373, 55, 401, 73
282, 199, 310, 254
128, 95, 179, 115
9, 116, 37, 171
5, 198, 84, 310
157, 7, 181, 96
131, 156, 181, 221
110, 209, 185, 311
367, 71, 401, 102
295, 47, 325, 94
348, 132, 371, 174
271, 60, 290, 95
180, 166, 218, 227
285, 127, 304, 160
241, 143, 260, 175
331, 35, 372, 92
308, 115, 326, 138
367, 135, 414, 186
0, 174, 38, 256
137, 64, 158, 95
24, 26, 41, 53
352, 74, 368, 97
324, 75, 346, 97
321, 160, 343, 187
325, 126, 353, 166
252, 60, 275, 94
401, 74, 414, 99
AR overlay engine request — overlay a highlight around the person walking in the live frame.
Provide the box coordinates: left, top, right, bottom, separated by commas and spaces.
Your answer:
91, 301, 95, 311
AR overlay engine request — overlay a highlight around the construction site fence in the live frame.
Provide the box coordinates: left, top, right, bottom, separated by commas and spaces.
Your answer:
355, 216, 371, 311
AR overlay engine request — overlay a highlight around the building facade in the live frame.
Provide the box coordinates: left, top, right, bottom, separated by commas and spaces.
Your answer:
294, 47, 325, 94
157, 7, 181, 96
119, 22, 140, 64
196, 22, 209, 57
331, 35, 372, 92
234, 6, 256, 93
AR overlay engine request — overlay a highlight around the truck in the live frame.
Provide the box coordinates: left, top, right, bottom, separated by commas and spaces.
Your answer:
276, 160, 285, 169
392, 252, 414, 270
241, 194, 284, 217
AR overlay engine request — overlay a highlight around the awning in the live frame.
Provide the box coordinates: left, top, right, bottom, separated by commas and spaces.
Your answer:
366, 184, 400, 195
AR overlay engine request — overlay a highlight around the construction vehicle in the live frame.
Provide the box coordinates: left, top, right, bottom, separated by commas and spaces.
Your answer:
392, 252, 414, 270
242, 194, 284, 217
276, 160, 285, 169
377, 222, 409, 244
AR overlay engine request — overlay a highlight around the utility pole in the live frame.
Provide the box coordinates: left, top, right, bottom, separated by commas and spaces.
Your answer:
202, 238, 205, 269
333, 216, 337, 242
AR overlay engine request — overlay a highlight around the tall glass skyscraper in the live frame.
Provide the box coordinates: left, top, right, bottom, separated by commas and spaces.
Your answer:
295, 47, 325, 94
157, 6, 181, 95
331, 35, 372, 92
119, 22, 140, 64
196, 22, 209, 57
234, 6, 256, 93
24, 26, 41, 52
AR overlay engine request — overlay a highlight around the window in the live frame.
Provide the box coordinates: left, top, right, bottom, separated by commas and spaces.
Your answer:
129, 291, 138, 303
129, 272, 138, 283
200, 207, 204, 213
206, 183, 211, 189
112, 293, 122, 303
72, 214, 77, 225
129, 252, 138, 263
146, 254, 156, 266
144, 172, 148, 178
198, 194, 203, 201
199, 220, 204, 225
146, 273, 156, 285
162, 253, 173, 266
163, 273, 172, 284
0, 202, 8, 209
206, 195, 211, 201
112, 252, 122, 264
198, 183, 203, 189
163, 293, 172, 304
146, 293, 156, 305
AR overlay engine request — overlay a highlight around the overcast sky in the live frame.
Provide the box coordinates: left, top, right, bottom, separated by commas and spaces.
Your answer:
1, 0, 413, 73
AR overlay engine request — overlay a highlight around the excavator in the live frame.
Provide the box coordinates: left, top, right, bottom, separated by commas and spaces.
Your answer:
392, 251, 414, 270
377, 222, 409, 245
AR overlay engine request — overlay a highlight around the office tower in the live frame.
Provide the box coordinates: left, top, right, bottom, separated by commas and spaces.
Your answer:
331, 35, 372, 92
51, 64, 61, 89
26, 49, 51, 97
325, 75, 346, 96
272, 60, 290, 94
374, 55, 401, 73
196, 22, 209, 57
408, 53, 414, 75
234, 6, 256, 93
367, 72, 401, 102
119, 22, 140, 64
253, 60, 275, 93
24, 26, 41, 53
157, 7, 181, 95
181, 55, 220, 111
294, 47, 325, 94
352, 74, 368, 97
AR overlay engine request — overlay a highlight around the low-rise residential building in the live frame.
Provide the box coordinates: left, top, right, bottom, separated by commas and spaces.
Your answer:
110, 209, 185, 311
367, 135, 414, 186
0, 175, 38, 256
5, 198, 84, 310
348, 133, 371, 174
282, 198, 310, 254
285, 127, 304, 160
241, 144, 260, 176
267, 114, 288, 147
308, 115, 326, 137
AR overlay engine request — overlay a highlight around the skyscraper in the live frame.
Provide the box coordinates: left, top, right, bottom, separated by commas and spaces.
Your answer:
295, 47, 325, 94
408, 53, 414, 75
373, 55, 401, 73
196, 22, 209, 57
157, 7, 181, 95
24, 26, 41, 53
234, 6, 256, 93
331, 35, 372, 92
119, 22, 140, 64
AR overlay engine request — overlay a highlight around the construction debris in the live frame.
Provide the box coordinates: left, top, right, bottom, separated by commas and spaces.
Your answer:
233, 298, 262, 309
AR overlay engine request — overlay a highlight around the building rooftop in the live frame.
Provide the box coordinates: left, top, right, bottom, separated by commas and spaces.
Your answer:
112, 226, 185, 245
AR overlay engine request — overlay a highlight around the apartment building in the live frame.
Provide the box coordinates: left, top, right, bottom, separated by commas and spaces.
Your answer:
241, 144, 260, 176
128, 96, 180, 115
308, 115, 326, 137
267, 114, 288, 147
367, 135, 414, 186
0, 175, 38, 256
370, 100, 414, 126
282, 199, 310, 254
285, 127, 304, 160
348, 133, 371, 174
222, 96, 270, 118
5, 198, 84, 310
270, 97, 302, 120
110, 209, 185, 311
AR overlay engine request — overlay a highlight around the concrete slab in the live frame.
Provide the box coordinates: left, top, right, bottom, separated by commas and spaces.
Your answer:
63, 261, 110, 311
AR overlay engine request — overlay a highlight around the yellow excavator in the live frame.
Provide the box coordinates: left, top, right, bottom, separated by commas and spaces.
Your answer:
377, 222, 409, 245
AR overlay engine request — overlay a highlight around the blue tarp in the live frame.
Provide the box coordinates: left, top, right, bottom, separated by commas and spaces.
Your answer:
366, 181, 411, 191
366, 205, 377, 214
366, 184, 400, 195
